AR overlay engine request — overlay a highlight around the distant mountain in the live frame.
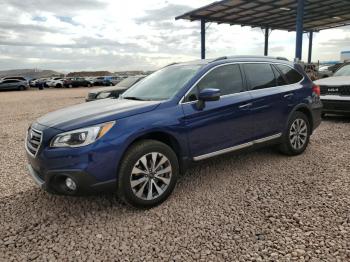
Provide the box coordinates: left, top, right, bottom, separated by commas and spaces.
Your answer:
0, 69, 62, 79
67, 71, 112, 77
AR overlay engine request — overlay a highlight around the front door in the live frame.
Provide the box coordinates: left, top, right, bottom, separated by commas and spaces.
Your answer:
181, 64, 255, 158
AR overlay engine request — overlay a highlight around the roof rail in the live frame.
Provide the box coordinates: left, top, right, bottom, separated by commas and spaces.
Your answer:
211, 55, 289, 62
211, 56, 228, 63
163, 62, 178, 68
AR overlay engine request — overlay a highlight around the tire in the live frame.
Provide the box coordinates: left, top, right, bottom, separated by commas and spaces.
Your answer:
118, 140, 179, 208
68, 84, 73, 88
18, 85, 25, 91
279, 112, 311, 156
56, 84, 62, 88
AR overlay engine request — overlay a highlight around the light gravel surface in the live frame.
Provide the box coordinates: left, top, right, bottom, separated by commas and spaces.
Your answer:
1, 88, 350, 261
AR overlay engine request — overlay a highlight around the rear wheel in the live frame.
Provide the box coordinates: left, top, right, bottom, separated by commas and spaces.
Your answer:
56, 84, 62, 88
18, 85, 25, 91
279, 112, 311, 156
118, 140, 179, 208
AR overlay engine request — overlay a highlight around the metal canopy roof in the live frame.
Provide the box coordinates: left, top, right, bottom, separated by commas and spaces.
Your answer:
176, 0, 350, 32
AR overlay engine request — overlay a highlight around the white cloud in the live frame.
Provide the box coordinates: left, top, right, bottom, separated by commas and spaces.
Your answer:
0, 0, 349, 72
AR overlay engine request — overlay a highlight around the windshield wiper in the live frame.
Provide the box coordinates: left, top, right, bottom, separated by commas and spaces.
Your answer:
123, 96, 145, 101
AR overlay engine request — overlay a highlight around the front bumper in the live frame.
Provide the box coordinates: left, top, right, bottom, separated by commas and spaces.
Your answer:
27, 163, 115, 195
321, 95, 350, 114
27, 164, 45, 188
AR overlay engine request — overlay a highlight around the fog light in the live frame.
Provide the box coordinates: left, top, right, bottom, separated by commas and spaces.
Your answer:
65, 177, 77, 191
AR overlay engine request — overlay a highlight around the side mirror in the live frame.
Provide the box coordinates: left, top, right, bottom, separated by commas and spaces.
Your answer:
197, 88, 221, 110
198, 88, 221, 101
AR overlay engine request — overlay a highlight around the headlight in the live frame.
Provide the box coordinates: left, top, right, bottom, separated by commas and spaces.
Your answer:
97, 92, 111, 99
50, 121, 115, 148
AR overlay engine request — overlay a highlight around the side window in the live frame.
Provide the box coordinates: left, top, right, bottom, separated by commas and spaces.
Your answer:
272, 65, 288, 86
185, 64, 244, 102
243, 63, 276, 90
276, 64, 303, 84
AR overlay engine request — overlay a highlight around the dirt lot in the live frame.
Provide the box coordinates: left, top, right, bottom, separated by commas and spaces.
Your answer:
1, 88, 350, 261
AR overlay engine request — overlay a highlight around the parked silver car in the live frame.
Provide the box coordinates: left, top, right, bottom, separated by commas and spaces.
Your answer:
0, 79, 29, 91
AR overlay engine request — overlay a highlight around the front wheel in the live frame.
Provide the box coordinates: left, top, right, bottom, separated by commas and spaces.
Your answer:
279, 112, 311, 156
118, 140, 179, 208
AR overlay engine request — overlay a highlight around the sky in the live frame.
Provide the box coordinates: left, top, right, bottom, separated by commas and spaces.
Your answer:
0, 0, 350, 72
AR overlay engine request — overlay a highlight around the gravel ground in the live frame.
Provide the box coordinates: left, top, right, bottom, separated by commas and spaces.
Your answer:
1, 88, 350, 261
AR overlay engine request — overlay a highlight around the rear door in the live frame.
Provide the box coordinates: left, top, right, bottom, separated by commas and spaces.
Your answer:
242, 63, 288, 139
181, 64, 255, 158
242, 63, 302, 139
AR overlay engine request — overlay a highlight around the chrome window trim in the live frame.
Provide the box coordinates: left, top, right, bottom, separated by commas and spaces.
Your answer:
193, 133, 282, 161
179, 62, 304, 105
25, 127, 43, 158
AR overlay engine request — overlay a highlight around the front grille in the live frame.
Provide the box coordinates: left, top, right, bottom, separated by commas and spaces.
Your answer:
320, 85, 350, 96
26, 127, 43, 157
322, 100, 350, 112
88, 93, 96, 99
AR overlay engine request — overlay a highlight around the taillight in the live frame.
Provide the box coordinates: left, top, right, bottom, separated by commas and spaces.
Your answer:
312, 84, 320, 96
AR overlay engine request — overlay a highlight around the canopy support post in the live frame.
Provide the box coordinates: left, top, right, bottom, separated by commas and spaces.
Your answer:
264, 27, 269, 56
201, 19, 206, 59
308, 31, 313, 63
295, 0, 305, 61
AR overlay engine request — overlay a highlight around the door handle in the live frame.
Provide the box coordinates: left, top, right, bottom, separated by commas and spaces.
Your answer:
238, 103, 252, 109
283, 93, 294, 98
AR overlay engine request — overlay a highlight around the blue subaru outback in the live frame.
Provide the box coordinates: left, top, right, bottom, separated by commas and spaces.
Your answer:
25, 56, 322, 208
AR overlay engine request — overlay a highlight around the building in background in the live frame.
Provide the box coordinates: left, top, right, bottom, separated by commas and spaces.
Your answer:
340, 51, 350, 62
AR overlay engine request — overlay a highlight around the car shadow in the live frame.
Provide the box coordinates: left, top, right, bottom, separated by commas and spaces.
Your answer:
1, 146, 280, 220
179, 146, 282, 185
0, 187, 142, 227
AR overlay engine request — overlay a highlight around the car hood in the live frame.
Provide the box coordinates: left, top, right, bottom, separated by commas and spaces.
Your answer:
314, 76, 350, 86
37, 98, 161, 131
89, 86, 127, 94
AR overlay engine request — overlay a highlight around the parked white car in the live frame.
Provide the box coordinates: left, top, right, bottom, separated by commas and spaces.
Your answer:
314, 63, 350, 116
46, 77, 64, 88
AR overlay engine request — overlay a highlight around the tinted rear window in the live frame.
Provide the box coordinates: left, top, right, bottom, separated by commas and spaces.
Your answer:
276, 64, 303, 84
272, 65, 288, 86
243, 63, 276, 90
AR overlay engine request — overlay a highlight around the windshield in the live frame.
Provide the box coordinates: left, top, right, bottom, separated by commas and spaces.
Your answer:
334, 64, 350, 76
121, 65, 201, 101
117, 77, 142, 88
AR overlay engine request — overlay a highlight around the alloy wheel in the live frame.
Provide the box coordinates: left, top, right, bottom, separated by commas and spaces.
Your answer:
289, 118, 308, 150
130, 152, 172, 201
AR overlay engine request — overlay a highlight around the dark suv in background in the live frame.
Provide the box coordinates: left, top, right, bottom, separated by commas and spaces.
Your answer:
86, 76, 145, 101
25, 56, 322, 208
63, 78, 92, 88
